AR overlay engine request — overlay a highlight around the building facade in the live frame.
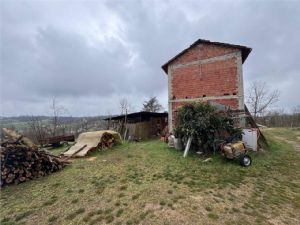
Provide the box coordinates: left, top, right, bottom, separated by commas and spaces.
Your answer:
162, 39, 251, 132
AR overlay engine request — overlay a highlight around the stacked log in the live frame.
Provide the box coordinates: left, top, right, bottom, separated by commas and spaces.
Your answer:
98, 133, 115, 149
1, 129, 69, 187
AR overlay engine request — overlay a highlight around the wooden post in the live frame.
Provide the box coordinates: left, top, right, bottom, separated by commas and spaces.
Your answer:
183, 137, 192, 158
124, 128, 128, 140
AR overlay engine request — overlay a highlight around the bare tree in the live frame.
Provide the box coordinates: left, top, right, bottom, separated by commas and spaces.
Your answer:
119, 98, 134, 115
119, 98, 134, 139
26, 116, 47, 146
246, 81, 280, 120
50, 97, 67, 136
106, 109, 112, 130
292, 105, 300, 114
292, 105, 300, 127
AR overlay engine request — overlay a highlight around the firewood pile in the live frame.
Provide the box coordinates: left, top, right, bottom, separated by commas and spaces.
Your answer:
97, 132, 115, 149
1, 129, 69, 187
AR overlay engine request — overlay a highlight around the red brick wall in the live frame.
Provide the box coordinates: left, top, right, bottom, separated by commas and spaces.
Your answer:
213, 99, 238, 108
171, 102, 185, 130
171, 58, 238, 99
169, 43, 241, 130
172, 99, 238, 113
172, 44, 238, 65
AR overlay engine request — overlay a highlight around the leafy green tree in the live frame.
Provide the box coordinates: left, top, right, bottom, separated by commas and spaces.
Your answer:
143, 97, 163, 112
175, 102, 242, 153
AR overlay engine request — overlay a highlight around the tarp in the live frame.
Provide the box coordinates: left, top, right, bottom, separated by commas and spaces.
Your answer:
63, 130, 121, 157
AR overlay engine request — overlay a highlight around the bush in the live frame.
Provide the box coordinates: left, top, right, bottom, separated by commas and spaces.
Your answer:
174, 102, 242, 153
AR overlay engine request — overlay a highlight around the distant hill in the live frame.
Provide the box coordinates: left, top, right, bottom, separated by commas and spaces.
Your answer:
0, 115, 108, 125
0, 115, 110, 135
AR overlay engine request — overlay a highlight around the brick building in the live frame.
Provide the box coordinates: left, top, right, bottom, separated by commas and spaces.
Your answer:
162, 39, 252, 132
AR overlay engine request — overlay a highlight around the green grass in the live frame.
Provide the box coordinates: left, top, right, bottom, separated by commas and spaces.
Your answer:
65, 208, 85, 220
48, 215, 58, 223
116, 208, 124, 217
208, 212, 219, 220
1, 128, 300, 224
264, 127, 300, 141
15, 210, 33, 221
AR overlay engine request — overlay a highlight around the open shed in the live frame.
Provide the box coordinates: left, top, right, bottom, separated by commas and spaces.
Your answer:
104, 111, 168, 140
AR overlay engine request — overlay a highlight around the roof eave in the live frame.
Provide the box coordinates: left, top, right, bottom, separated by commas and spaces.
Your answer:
161, 39, 252, 74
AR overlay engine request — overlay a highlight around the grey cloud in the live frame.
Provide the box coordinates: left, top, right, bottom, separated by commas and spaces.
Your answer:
1, 0, 299, 116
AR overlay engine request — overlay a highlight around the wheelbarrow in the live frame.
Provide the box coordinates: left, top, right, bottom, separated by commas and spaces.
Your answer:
217, 140, 252, 167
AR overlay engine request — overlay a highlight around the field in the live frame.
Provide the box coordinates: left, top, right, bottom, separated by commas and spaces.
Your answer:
1, 128, 300, 225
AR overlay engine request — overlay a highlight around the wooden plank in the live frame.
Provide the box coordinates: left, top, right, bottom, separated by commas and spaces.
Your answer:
244, 105, 267, 146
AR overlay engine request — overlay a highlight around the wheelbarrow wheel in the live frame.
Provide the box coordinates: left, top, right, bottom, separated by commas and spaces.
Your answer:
239, 154, 252, 167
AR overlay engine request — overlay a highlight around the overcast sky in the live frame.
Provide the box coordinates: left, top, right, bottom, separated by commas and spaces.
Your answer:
1, 0, 299, 116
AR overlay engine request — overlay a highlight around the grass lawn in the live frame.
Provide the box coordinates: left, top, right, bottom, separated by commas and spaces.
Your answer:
1, 128, 300, 225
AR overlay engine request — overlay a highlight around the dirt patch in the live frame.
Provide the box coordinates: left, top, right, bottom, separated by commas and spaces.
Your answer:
86, 157, 97, 161
144, 203, 161, 211
156, 208, 187, 224
191, 195, 204, 202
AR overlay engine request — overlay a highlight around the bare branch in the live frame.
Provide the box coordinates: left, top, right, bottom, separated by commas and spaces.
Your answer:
50, 97, 67, 136
26, 116, 47, 146
246, 81, 280, 119
119, 98, 134, 115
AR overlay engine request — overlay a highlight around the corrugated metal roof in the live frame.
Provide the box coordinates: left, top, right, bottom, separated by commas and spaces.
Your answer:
104, 111, 168, 121
161, 39, 252, 74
